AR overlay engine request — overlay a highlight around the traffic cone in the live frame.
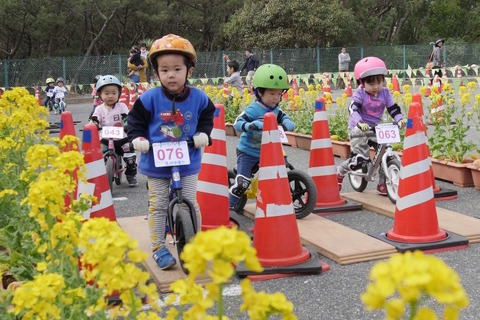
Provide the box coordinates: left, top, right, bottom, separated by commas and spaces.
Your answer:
426, 67, 430, 78
59, 111, 80, 210
236, 112, 325, 279
457, 66, 462, 78
240, 77, 245, 92
80, 123, 116, 221
345, 74, 352, 97
322, 73, 331, 93
137, 83, 144, 97
392, 73, 401, 93
424, 81, 431, 97
119, 85, 129, 105
371, 102, 468, 252
292, 77, 299, 96
197, 104, 235, 230
432, 74, 441, 93
459, 81, 465, 88
308, 97, 362, 214
412, 94, 457, 200
35, 86, 42, 106
129, 83, 137, 110
223, 82, 229, 100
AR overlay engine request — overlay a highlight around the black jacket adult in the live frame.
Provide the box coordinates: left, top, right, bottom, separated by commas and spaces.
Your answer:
241, 54, 259, 73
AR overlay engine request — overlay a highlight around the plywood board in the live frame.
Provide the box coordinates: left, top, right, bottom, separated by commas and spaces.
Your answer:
117, 216, 211, 292
342, 191, 480, 243
243, 204, 397, 265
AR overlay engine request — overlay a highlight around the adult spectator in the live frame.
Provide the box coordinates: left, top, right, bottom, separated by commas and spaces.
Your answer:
431, 39, 445, 85
127, 46, 148, 83
337, 47, 351, 89
241, 50, 259, 91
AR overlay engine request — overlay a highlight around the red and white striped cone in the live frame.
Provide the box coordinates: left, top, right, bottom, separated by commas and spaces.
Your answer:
80, 123, 116, 221
119, 85, 129, 105
433, 74, 442, 93
345, 73, 352, 97
308, 97, 361, 214
412, 94, 457, 200
137, 83, 144, 97
35, 86, 42, 106
223, 82, 229, 100
424, 80, 432, 97
372, 102, 468, 252
322, 73, 331, 93
128, 83, 137, 110
59, 111, 80, 211
292, 77, 299, 97
197, 104, 235, 230
457, 66, 462, 79
236, 112, 325, 279
392, 73, 401, 93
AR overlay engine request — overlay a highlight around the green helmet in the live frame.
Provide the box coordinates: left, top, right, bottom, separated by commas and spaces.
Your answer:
253, 64, 289, 90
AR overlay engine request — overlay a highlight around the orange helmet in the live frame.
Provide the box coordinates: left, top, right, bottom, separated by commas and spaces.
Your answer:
149, 34, 197, 68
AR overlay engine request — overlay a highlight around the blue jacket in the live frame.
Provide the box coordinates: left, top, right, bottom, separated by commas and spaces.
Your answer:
234, 101, 294, 158
127, 85, 215, 178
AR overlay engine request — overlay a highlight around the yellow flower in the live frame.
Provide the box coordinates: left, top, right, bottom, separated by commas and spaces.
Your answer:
413, 307, 438, 320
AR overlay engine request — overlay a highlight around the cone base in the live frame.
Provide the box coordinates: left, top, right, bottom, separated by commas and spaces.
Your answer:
246, 261, 331, 281
201, 220, 236, 231
433, 188, 458, 200
386, 228, 447, 243
258, 246, 311, 267
313, 199, 362, 216
314, 198, 346, 208
236, 246, 324, 277
370, 231, 469, 253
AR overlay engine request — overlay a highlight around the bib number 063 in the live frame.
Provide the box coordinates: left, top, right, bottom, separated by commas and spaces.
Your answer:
375, 123, 400, 144
152, 141, 190, 167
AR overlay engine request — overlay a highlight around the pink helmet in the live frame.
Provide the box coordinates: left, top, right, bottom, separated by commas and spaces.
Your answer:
354, 57, 388, 84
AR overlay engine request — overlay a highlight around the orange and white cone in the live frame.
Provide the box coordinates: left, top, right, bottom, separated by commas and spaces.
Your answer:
292, 77, 299, 97
129, 83, 137, 110
137, 83, 144, 97
59, 111, 80, 210
433, 74, 442, 93
457, 66, 462, 78
374, 102, 468, 252
392, 73, 401, 93
35, 86, 42, 106
424, 80, 431, 97
236, 112, 324, 279
345, 74, 352, 97
412, 94, 457, 200
119, 85, 129, 105
308, 97, 361, 214
223, 82, 229, 100
322, 73, 331, 93
197, 104, 235, 230
80, 123, 116, 221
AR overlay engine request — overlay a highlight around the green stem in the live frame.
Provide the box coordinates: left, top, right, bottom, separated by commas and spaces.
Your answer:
130, 288, 137, 319
409, 300, 418, 320
218, 283, 223, 319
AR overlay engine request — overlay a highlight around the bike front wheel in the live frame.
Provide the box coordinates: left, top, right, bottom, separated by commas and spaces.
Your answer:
348, 167, 368, 192
287, 170, 317, 219
175, 209, 196, 274
105, 157, 114, 192
385, 159, 401, 204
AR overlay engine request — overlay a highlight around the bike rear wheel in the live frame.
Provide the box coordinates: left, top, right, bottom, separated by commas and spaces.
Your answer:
385, 159, 401, 204
105, 157, 114, 192
287, 170, 317, 219
227, 170, 247, 214
175, 209, 196, 274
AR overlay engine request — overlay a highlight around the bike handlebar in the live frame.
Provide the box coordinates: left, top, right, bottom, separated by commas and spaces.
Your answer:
129, 136, 213, 152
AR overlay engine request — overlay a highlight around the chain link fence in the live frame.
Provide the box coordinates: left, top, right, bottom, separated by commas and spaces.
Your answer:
1, 43, 479, 91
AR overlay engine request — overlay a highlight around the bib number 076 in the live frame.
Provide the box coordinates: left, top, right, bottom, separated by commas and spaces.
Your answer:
152, 141, 190, 167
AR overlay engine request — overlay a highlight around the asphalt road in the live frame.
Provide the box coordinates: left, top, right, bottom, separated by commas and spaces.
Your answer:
50, 98, 480, 320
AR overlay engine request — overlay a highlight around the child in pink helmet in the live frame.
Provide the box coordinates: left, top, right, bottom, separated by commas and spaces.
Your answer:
336, 57, 407, 195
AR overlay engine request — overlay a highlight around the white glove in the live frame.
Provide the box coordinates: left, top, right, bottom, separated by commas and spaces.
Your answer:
193, 132, 209, 148
132, 137, 150, 153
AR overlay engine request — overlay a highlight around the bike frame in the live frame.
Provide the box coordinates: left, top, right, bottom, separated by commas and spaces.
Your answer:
104, 138, 125, 180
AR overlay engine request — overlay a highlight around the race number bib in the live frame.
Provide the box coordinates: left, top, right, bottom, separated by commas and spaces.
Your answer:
375, 123, 400, 144
101, 126, 124, 139
278, 125, 289, 143
152, 141, 190, 167
47, 91, 54, 97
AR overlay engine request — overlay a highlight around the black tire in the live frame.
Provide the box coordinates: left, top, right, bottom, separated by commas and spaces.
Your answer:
348, 166, 368, 192
287, 170, 317, 219
47, 101, 53, 111
227, 170, 247, 213
114, 156, 122, 185
105, 157, 114, 192
175, 209, 196, 274
385, 159, 401, 204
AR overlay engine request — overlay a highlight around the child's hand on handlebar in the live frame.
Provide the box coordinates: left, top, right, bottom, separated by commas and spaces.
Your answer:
193, 132, 209, 148
357, 122, 370, 131
132, 137, 150, 153
398, 118, 408, 128
247, 120, 263, 132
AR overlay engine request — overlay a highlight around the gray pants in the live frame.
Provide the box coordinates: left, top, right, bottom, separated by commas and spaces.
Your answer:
246, 70, 255, 90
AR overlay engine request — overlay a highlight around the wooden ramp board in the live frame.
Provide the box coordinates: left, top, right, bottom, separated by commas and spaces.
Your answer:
243, 204, 397, 265
342, 191, 480, 243
117, 216, 211, 293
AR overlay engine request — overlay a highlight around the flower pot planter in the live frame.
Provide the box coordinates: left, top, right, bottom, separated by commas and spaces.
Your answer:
285, 131, 298, 147
225, 123, 236, 137
331, 140, 351, 159
430, 158, 474, 187
467, 164, 480, 190
235, 129, 242, 138
292, 133, 312, 151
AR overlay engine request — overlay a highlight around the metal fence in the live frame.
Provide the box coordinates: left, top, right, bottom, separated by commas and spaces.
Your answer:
1, 43, 479, 89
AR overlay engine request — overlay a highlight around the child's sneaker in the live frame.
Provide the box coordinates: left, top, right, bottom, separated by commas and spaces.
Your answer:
126, 175, 138, 187
337, 173, 344, 191
152, 247, 176, 270
377, 183, 387, 196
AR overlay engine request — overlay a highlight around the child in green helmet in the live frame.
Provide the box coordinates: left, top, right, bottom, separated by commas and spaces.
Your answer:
229, 64, 295, 211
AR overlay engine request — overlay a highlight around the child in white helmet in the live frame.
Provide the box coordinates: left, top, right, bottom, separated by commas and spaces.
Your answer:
44, 78, 56, 111
90, 75, 138, 187
336, 57, 407, 195
53, 77, 68, 114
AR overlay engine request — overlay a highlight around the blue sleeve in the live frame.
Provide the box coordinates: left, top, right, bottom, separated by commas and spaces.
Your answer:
277, 109, 295, 131
197, 98, 215, 135
127, 99, 151, 141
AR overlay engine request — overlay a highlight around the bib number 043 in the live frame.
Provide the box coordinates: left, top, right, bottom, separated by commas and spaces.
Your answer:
152, 141, 190, 167
375, 123, 400, 144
